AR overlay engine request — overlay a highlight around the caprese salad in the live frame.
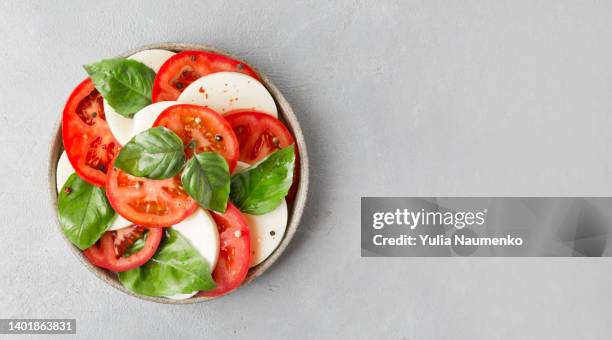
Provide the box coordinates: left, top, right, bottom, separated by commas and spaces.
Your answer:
55, 48, 298, 300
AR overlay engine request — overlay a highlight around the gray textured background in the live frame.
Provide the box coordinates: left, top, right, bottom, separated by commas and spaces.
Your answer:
2, 0, 612, 339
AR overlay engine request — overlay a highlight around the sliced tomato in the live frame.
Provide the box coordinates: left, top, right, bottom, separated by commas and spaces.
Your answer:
225, 110, 295, 164
225, 110, 299, 199
62, 79, 120, 187
84, 226, 163, 272
199, 203, 250, 297
153, 104, 239, 172
106, 162, 197, 227
152, 50, 259, 102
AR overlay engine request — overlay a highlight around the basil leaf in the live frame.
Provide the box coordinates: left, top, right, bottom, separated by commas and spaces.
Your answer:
123, 233, 146, 257
84, 58, 155, 118
181, 152, 230, 213
230, 145, 295, 215
58, 174, 115, 250
118, 229, 216, 296
114, 127, 185, 179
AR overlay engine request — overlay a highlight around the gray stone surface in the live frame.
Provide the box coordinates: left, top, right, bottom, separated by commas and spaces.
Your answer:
2, 0, 612, 338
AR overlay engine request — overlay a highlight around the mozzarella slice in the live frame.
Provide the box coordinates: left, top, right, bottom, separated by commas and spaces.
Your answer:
165, 292, 198, 300
234, 161, 288, 267
104, 104, 134, 145
105, 49, 176, 145
164, 209, 220, 300
244, 200, 288, 268
131, 101, 178, 137
177, 72, 278, 117
127, 49, 176, 73
108, 213, 132, 231
56, 151, 131, 231
56, 151, 73, 192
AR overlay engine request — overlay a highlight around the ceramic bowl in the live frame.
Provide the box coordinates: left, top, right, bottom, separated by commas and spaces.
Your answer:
48, 42, 309, 304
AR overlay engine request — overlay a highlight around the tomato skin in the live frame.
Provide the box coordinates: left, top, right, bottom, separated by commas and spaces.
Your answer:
225, 110, 299, 200
105, 162, 198, 228
153, 104, 239, 172
62, 79, 120, 187
199, 203, 251, 297
83, 227, 163, 272
225, 110, 295, 164
152, 50, 259, 102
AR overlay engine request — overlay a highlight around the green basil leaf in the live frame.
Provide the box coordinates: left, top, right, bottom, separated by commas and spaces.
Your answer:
114, 127, 185, 179
84, 58, 155, 118
123, 233, 146, 257
181, 152, 230, 213
118, 229, 216, 296
58, 174, 115, 250
230, 145, 295, 215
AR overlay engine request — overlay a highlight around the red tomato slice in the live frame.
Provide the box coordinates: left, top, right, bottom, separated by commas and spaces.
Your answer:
106, 162, 197, 227
225, 110, 299, 200
152, 50, 259, 102
153, 104, 239, 172
62, 79, 120, 187
84, 226, 163, 272
199, 203, 251, 297
225, 110, 295, 164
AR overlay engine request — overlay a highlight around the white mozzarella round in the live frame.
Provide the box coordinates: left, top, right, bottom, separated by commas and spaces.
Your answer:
165, 292, 198, 300
177, 72, 278, 117
56, 152, 132, 231
104, 103, 134, 145
172, 209, 220, 269
105, 49, 176, 145
244, 200, 288, 268
108, 214, 131, 231
131, 101, 178, 137
234, 162, 288, 267
56, 151, 73, 192
164, 209, 220, 300
127, 49, 176, 73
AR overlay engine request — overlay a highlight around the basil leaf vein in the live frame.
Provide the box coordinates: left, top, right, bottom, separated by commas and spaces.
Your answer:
118, 229, 216, 297
114, 127, 186, 179
58, 174, 115, 250
84, 58, 155, 118
230, 145, 295, 215
181, 152, 230, 213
